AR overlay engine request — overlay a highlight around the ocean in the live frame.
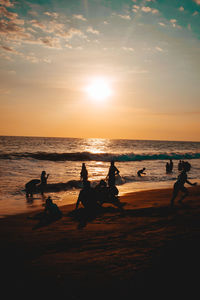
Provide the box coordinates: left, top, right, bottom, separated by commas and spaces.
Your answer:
0, 136, 199, 217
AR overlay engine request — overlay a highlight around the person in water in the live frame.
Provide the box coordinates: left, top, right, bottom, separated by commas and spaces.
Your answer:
170, 161, 197, 208
137, 168, 146, 177
40, 170, 49, 195
80, 163, 88, 186
25, 179, 40, 197
107, 161, 119, 187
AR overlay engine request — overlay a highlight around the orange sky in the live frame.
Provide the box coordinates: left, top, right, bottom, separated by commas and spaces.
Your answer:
0, 0, 200, 141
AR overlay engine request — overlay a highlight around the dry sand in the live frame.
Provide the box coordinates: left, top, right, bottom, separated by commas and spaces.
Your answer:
0, 186, 200, 298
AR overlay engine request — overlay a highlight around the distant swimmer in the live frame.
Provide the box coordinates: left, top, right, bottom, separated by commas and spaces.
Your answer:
40, 170, 49, 195
107, 161, 120, 187
170, 161, 197, 208
166, 159, 173, 173
80, 163, 88, 186
137, 168, 146, 177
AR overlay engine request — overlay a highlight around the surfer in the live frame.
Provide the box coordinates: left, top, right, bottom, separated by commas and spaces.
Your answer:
107, 161, 120, 187
170, 161, 197, 208
40, 170, 49, 195
137, 168, 146, 177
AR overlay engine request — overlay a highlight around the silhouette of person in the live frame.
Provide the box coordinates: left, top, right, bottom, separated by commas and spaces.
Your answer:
170, 161, 197, 208
40, 170, 49, 195
95, 179, 108, 206
44, 196, 62, 220
76, 181, 98, 211
25, 179, 40, 197
178, 160, 183, 171
166, 162, 170, 173
137, 168, 146, 177
169, 159, 173, 172
80, 163, 88, 186
30, 196, 62, 229
107, 161, 119, 187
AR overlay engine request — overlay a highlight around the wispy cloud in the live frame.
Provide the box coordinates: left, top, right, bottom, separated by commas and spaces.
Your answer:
44, 12, 59, 18
73, 14, 87, 21
86, 26, 100, 35
141, 6, 159, 14
122, 47, 134, 52
193, 0, 200, 5
0, 0, 14, 7
179, 6, 184, 12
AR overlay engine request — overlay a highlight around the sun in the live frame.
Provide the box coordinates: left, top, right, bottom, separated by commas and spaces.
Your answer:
86, 78, 112, 101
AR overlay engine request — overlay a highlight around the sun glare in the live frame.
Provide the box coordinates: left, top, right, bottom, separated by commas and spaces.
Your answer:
86, 78, 112, 101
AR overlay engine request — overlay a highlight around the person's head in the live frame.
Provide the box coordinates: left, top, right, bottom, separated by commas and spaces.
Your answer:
46, 196, 52, 204
143, 168, 146, 171
42, 170, 46, 175
111, 160, 115, 166
182, 161, 191, 172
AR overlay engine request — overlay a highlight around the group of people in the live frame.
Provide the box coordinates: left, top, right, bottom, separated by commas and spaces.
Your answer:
166, 159, 173, 173
27, 158, 197, 227
25, 171, 49, 197
77, 161, 124, 212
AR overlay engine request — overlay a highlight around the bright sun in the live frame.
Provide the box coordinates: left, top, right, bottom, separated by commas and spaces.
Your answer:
86, 78, 112, 101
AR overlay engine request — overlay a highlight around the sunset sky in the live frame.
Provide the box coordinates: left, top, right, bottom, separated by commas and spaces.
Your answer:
0, 0, 200, 141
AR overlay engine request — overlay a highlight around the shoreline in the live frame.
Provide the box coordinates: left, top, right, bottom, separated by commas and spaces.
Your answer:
1, 185, 200, 297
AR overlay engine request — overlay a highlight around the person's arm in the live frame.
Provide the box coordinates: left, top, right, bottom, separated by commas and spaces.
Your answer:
186, 180, 197, 186
115, 167, 119, 174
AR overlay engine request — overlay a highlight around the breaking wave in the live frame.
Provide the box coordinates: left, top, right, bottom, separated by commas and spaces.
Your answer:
1, 151, 200, 162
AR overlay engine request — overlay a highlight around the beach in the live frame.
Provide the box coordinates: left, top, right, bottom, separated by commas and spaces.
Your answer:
1, 185, 200, 298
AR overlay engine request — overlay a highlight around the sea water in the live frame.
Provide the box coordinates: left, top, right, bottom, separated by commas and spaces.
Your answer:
0, 136, 199, 217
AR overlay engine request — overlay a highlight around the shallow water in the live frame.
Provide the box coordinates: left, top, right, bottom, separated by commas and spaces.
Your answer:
0, 136, 199, 217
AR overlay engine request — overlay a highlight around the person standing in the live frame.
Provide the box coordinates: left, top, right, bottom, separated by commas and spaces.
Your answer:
107, 161, 119, 187
80, 163, 88, 186
40, 170, 49, 195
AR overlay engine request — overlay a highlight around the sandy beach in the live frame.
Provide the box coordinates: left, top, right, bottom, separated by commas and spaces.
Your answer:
1, 186, 200, 298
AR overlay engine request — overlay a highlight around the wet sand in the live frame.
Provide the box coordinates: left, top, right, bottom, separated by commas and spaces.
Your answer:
0, 186, 200, 298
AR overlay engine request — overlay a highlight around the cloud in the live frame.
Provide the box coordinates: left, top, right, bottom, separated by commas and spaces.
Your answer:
132, 5, 139, 12
192, 11, 199, 16
117, 14, 131, 20
158, 22, 166, 27
179, 6, 184, 12
0, 6, 18, 20
73, 14, 87, 21
65, 27, 86, 40
0, 18, 32, 40
1, 45, 20, 55
193, 0, 200, 4
0, 0, 14, 7
44, 12, 59, 18
155, 46, 163, 52
30, 19, 46, 31
141, 6, 159, 14
169, 19, 181, 29
37, 36, 61, 48
86, 26, 99, 35
122, 47, 134, 52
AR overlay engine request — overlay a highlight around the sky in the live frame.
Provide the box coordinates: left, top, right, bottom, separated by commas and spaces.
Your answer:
0, 0, 200, 141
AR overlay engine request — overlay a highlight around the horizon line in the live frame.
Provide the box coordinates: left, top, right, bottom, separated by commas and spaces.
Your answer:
0, 134, 199, 143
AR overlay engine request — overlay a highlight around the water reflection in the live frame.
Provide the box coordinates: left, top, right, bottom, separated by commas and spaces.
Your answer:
82, 138, 110, 154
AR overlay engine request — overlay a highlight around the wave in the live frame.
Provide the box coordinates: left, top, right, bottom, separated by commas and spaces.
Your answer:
1, 151, 200, 162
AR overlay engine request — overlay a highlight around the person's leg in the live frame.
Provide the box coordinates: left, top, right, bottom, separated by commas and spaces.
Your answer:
178, 186, 188, 203
170, 184, 179, 208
